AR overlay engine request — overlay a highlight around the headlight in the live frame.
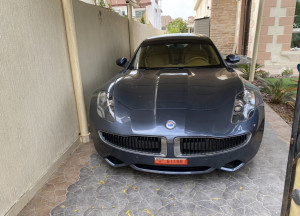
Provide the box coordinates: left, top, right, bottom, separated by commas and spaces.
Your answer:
97, 91, 115, 121
232, 90, 257, 124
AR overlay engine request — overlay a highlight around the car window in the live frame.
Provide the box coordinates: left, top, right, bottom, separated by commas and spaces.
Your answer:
130, 42, 222, 69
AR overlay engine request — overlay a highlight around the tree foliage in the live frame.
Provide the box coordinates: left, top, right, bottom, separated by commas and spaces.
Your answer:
140, 16, 145, 24
93, 0, 106, 7
166, 18, 188, 33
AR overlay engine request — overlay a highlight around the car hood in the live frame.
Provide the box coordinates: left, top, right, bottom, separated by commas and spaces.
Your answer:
114, 68, 244, 111
110, 68, 245, 135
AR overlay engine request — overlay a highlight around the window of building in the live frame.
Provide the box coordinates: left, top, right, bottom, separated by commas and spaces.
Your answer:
122, 11, 126, 16
135, 10, 145, 18
292, 0, 300, 48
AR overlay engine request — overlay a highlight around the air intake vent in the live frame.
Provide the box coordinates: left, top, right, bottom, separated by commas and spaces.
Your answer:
101, 132, 161, 154
180, 134, 249, 155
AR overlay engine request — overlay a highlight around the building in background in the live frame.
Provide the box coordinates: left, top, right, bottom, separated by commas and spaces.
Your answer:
185, 16, 195, 33
194, 0, 211, 19
194, 0, 211, 37
194, 0, 299, 73
161, 15, 173, 30
108, 0, 162, 29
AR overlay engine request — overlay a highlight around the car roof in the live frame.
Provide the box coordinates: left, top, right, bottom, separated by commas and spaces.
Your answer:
144, 33, 211, 43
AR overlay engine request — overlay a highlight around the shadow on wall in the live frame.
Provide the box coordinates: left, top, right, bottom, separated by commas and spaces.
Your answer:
73, 0, 164, 118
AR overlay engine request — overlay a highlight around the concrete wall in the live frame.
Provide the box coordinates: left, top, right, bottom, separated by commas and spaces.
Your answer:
73, 0, 130, 114
73, 0, 164, 112
0, 0, 80, 215
0, 1, 164, 214
131, 20, 165, 52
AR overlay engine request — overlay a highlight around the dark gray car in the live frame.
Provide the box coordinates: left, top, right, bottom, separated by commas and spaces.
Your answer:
89, 34, 265, 174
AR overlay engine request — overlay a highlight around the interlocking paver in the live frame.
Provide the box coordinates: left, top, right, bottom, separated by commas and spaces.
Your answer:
18, 104, 291, 216
50, 119, 288, 216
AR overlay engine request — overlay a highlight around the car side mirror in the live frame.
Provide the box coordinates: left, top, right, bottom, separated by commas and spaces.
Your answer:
226, 54, 240, 64
116, 57, 127, 67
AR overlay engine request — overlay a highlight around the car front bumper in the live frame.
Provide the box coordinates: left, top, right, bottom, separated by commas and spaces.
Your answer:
90, 105, 265, 174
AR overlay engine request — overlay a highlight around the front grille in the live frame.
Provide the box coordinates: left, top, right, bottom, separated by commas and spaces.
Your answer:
101, 132, 161, 154
180, 134, 249, 155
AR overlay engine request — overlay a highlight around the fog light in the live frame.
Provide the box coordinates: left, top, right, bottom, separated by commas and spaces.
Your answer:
234, 100, 244, 112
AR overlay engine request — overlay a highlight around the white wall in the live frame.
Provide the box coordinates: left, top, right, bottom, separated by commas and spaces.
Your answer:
194, 0, 211, 19
111, 1, 162, 30
112, 5, 128, 16
0, 0, 79, 215
146, 0, 162, 29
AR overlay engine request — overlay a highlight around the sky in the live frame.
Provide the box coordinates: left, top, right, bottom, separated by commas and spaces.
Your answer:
161, 0, 196, 20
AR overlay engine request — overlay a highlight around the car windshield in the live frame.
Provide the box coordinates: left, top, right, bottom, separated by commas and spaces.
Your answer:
129, 42, 223, 69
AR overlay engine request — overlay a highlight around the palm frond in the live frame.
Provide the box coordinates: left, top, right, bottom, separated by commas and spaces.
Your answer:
258, 78, 296, 107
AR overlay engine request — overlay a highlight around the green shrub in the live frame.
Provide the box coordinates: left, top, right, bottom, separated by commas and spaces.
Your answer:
281, 67, 294, 77
140, 16, 145, 24
258, 77, 295, 107
238, 64, 264, 79
256, 69, 270, 78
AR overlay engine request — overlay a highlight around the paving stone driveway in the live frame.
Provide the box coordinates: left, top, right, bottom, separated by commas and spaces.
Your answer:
51, 114, 289, 216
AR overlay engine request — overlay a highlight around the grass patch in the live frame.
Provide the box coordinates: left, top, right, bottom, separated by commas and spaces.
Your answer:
264, 78, 298, 90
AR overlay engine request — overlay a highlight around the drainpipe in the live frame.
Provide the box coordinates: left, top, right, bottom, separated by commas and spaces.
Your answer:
249, 0, 265, 82
232, 0, 241, 54
127, 1, 134, 56
62, 0, 90, 143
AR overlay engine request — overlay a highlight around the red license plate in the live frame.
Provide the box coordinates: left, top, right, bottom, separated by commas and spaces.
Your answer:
155, 158, 188, 165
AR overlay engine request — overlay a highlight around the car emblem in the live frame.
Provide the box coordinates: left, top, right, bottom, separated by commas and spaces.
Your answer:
166, 120, 176, 130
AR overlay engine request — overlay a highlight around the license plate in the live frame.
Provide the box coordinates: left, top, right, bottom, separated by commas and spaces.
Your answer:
155, 158, 188, 165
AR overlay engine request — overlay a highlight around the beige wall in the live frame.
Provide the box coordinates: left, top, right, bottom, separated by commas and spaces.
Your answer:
73, 0, 131, 113
0, 1, 164, 215
72, 0, 164, 113
0, 0, 80, 215
263, 0, 298, 68
248, 0, 299, 73
131, 21, 165, 53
